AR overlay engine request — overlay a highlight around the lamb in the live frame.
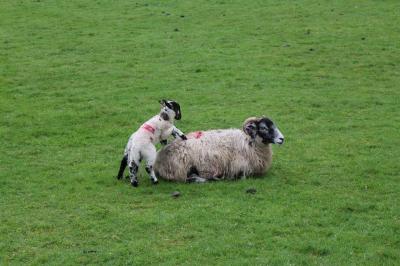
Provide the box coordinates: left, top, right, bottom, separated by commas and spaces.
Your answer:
116, 99, 187, 187
154, 116, 284, 182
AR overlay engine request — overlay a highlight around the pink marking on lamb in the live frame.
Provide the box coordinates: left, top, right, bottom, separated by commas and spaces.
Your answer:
141, 124, 156, 134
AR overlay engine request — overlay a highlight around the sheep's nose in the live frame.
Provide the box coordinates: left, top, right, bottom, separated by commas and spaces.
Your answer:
278, 137, 284, 144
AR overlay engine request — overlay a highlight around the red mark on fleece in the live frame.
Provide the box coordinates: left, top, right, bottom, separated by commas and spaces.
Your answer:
141, 124, 155, 134
188, 131, 203, 139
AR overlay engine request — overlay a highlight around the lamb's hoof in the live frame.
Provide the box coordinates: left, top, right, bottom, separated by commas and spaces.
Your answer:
131, 180, 139, 187
151, 179, 159, 185
116, 175, 122, 180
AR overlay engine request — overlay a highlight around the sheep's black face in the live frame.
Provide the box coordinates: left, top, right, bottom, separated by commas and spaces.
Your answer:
257, 118, 284, 145
159, 99, 182, 120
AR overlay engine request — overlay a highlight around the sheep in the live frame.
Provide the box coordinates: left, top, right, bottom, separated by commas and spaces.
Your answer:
116, 99, 187, 187
153, 116, 284, 182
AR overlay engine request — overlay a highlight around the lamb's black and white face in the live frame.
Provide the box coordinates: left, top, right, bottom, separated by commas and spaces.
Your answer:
244, 117, 284, 145
159, 99, 182, 120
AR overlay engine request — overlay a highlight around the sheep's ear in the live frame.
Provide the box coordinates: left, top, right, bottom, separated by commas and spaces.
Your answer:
159, 99, 167, 106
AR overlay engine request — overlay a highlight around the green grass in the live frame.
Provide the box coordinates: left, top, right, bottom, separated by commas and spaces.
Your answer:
1, 0, 399, 264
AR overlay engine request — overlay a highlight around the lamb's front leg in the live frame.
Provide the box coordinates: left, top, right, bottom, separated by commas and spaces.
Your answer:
172, 126, 187, 140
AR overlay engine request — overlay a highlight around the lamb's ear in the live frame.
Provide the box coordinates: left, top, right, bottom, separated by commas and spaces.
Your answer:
243, 118, 258, 139
159, 99, 167, 106
175, 107, 181, 120
170, 101, 182, 120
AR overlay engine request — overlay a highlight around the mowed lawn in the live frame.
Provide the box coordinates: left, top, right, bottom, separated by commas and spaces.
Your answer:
1, 0, 399, 264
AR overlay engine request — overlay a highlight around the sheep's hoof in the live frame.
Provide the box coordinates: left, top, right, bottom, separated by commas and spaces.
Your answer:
151, 179, 159, 185
186, 176, 207, 183
116, 175, 122, 180
131, 180, 139, 187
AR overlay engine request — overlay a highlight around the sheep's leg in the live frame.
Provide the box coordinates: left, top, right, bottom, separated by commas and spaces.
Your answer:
207, 171, 223, 181
236, 171, 247, 180
142, 144, 158, 185
128, 162, 139, 187
172, 126, 187, 140
128, 150, 141, 187
116, 154, 128, 180
145, 164, 158, 184
128, 163, 139, 187
126, 157, 142, 179
186, 166, 206, 183
186, 175, 207, 183
208, 176, 222, 182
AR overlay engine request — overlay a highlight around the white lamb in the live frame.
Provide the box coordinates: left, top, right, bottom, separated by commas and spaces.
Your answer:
116, 100, 186, 187
154, 116, 284, 182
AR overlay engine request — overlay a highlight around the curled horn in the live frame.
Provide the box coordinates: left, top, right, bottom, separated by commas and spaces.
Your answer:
243, 117, 259, 142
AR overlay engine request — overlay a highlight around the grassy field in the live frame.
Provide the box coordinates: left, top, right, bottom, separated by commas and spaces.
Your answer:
1, 0, 399, 264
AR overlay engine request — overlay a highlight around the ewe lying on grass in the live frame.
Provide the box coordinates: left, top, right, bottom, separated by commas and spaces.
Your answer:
154, 117, 284, 182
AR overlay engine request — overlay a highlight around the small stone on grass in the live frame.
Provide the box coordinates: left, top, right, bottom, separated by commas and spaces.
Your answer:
171, 191, 181, 198
246, 188, 257, 194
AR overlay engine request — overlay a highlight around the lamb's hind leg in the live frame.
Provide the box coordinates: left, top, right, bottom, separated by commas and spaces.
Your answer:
142, 144, 158, 185
128, 151, 140, 187
129, 161, 139, 187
